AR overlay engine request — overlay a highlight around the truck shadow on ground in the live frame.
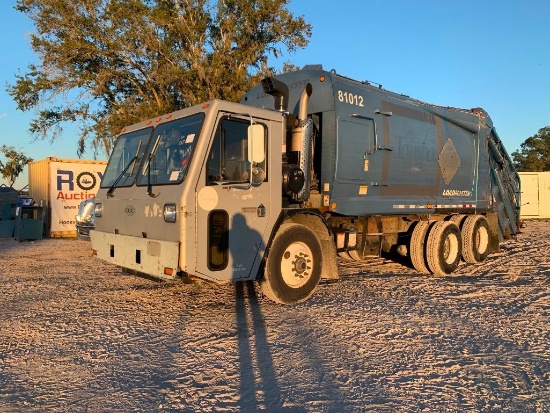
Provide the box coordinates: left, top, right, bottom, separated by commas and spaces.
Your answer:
234, 281, 306, 412
233, 281, 355, 412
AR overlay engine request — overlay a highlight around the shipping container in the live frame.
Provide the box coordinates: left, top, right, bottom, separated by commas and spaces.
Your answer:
28, 157, 107, 237
519, 172, 550, 219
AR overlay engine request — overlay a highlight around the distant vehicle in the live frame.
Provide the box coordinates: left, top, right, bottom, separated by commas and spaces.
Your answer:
75, 198, 95, 240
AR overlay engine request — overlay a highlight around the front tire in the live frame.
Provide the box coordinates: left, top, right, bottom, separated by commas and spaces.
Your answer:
261, 223, 323, 304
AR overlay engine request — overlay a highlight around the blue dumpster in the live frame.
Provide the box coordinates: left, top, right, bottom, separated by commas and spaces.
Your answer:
0, 185, 19, 238
14, 206, 44, 241
0, 203, 15, 237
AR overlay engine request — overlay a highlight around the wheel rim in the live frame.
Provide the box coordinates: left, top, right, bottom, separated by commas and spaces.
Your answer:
443, 232, 460, 264
476, 225, 489, 254
280, 241, 313, 288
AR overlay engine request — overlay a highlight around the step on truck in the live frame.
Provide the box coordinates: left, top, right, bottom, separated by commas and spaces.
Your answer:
90, 65, 521, 304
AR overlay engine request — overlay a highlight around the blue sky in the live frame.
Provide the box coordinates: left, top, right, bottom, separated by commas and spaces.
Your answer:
1, 0, 549, 188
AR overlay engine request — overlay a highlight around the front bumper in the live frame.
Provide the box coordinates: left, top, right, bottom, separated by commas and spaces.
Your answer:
90, 231, 180, 280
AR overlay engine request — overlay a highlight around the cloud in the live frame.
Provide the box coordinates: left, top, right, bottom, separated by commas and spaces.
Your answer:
0, 113, 7, 119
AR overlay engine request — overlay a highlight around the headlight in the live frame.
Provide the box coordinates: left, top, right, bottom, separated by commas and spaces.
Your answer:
94, 202, 103, 217
163, 203, 177, 222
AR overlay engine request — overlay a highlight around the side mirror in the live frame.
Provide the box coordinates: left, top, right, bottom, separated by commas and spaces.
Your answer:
248, 124, 265, 164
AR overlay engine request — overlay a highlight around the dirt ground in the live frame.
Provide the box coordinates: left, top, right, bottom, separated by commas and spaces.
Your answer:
0, 221, 549, 412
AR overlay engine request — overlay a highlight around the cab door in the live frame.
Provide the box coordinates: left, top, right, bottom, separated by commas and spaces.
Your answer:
195, 115, 270, 282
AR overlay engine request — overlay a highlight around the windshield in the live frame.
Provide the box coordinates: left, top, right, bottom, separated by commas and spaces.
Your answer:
137, 113, 204, 186
100, 128, 152, 188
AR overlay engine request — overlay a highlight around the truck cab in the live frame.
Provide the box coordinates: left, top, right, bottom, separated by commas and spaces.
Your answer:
92, 100, 287, 283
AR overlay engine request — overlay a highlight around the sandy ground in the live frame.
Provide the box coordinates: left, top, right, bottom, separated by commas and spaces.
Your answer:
0, 221, 549, 413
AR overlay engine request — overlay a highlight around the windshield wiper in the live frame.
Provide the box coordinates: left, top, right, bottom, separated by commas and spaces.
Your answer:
145, 136, 161, 198
106, 141, 142, 198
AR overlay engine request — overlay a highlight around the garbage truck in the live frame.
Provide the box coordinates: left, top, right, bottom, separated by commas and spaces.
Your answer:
90, 65, 521, 304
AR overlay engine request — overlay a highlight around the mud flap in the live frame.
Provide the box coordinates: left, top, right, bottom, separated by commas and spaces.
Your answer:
320, 238, 339, 280
486, 213, 501, 253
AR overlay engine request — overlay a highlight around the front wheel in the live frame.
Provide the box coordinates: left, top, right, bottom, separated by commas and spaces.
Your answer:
261, 223, 323, 304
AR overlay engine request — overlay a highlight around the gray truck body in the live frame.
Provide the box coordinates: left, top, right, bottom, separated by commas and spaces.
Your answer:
242, 66, 520, 239
90, 66, 520, 303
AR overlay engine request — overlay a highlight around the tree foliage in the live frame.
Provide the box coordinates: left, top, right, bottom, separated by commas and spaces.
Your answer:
0, 146, 33, 187
8, 0, 311, 157
512, 127, 550, 172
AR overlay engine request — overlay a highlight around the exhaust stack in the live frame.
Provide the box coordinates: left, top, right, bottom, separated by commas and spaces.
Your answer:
261, 78, 289, 112
292, 83, 313, 201
261, 76, 313, 202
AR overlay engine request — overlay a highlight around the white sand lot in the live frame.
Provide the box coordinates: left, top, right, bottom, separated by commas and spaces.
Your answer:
1, 221, 549, 412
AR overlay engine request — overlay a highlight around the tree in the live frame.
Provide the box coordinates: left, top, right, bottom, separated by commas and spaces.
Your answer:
8, 0, 311, 157
512, 127, 550, 172
0, 146, 33, 187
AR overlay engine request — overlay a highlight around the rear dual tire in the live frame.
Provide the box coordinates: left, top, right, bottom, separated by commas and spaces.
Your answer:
409, 215, 490, 276
410, 221, 431, 274
461, 215, 490, 264
426, 221, 462, 276
448, 214, 490, 264
410, 220, 462, 276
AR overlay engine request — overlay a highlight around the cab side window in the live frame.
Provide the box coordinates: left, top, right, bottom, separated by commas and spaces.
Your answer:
207, 118, 266, 184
